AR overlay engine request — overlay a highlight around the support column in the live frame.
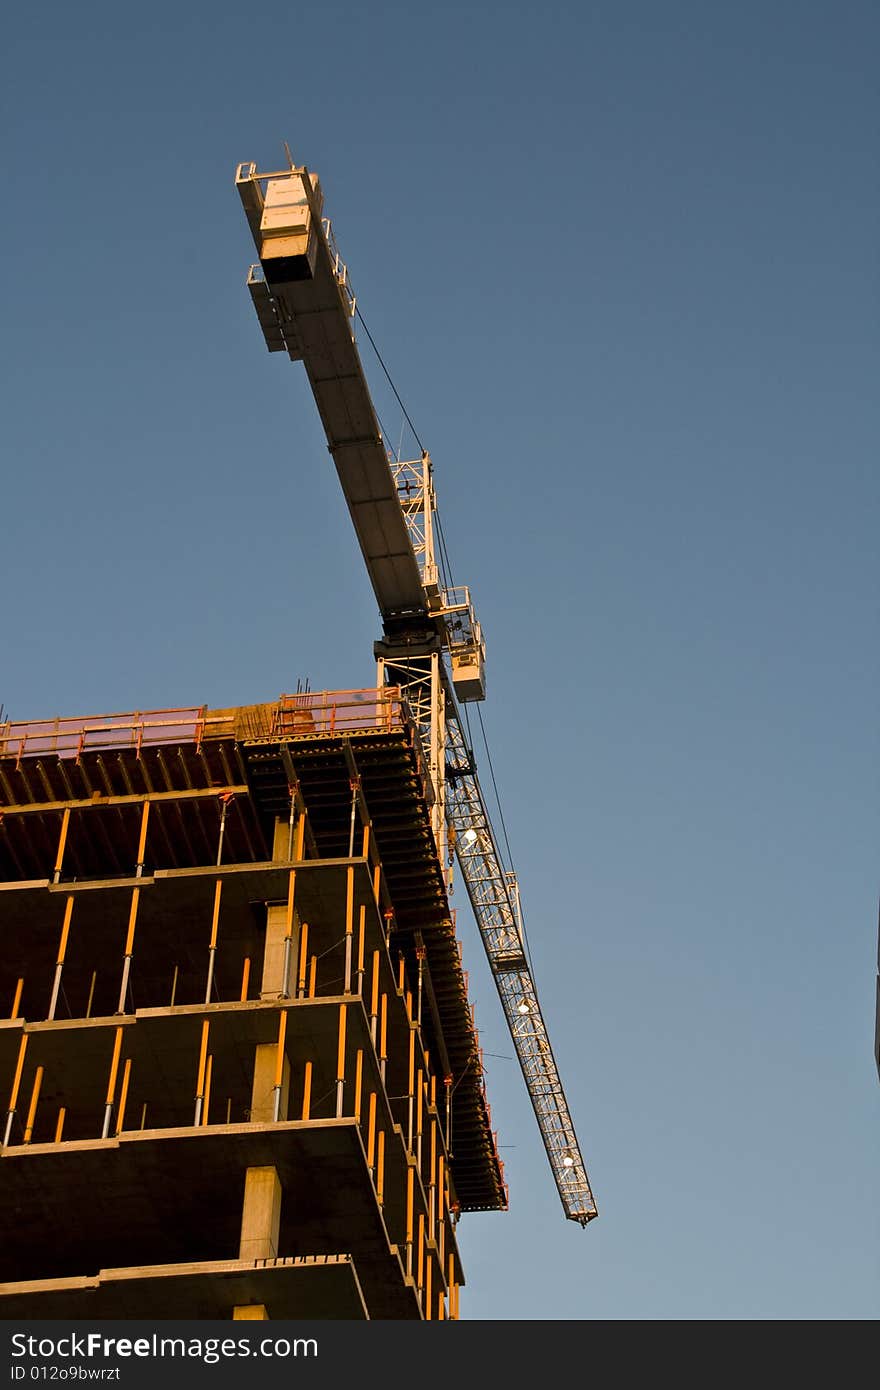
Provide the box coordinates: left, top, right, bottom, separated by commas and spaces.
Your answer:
102, 1027, 124, 1138
262, 820, 300, 999
262, 905, 295, 999
335, 1004, 347, 1117
343, 867, 354, 993
271, 818, 290, 862
250, 1041, 290, 1123
53, 807, 71, 885
47, 897, 74, 1021
238, 1166, 282, 1261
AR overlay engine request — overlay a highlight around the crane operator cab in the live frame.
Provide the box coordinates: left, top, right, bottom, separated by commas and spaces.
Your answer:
451, 630, 486, 702
442, 591, 486, 703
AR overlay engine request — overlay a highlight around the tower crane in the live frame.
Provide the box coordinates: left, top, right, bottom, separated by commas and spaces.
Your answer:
235, 154, 597, 1226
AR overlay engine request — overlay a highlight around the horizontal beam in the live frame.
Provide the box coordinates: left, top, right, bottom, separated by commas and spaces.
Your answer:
0, 785, 250, 818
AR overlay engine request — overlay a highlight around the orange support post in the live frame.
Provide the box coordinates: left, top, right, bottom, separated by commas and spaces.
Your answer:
356, 905, 366, 995
273, 1011, 287, 1121
297, 921, 309, 997
135, 799, 150, 875
58, 898, 74, 961
203, 1054, 213, 1126
102, 1026, 124, 1138
367, 1092, 376, 1169
301, 1060, 312, 1121
283, 869, 296, 995
116, 1058, 132, 1135
407, 1030, 415, 1152
335, 1005, 347, 1117
416, 1069, 423, 1150
205, 878, 223, 1004
344, 866, 354, 994
370, 950, 379, 1044
53, 807, 71, 883
3, 1035, 28, 1145
354, 1049, 363, 1122
23, 1066, 43, 1143
194, 1019, 210, 1126
377, 1129, 385, 1208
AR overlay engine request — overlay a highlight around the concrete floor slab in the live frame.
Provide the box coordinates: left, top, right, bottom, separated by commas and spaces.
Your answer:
0, 1120, 422, 1318
0, 1254, 369, 1319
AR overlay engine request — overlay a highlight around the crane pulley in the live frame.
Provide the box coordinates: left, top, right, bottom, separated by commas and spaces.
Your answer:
235, 155, 597, 1225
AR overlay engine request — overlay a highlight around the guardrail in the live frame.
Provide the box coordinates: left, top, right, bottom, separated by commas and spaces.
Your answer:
274, 687, 405, 736
0, 709, 207, 766
0, 690, 412, 768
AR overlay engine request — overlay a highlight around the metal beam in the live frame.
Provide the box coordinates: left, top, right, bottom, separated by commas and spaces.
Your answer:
0, 785, 249, 817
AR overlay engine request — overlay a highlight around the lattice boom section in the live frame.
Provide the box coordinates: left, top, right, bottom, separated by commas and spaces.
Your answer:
494, 969, 597, 1224
445, 718, 598, 1225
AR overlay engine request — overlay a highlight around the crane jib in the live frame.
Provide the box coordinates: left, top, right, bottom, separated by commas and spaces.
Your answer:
237, 162, 425, 620
236, 156, 598, 1226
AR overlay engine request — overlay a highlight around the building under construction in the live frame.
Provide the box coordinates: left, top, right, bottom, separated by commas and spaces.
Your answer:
0, 692, 506, 1319
0, 150, 597, 1322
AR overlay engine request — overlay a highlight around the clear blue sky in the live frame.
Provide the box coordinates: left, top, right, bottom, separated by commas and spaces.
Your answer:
3, 1, 877, 1320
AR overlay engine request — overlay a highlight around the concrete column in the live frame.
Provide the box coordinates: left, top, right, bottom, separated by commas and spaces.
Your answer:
271, 818, 290, 861
239, 1166, 282, 1261
261, 905, 293, 999
262, 819, 300, 999
250, 1041, 290, 1122
233, 1305, 268, 1320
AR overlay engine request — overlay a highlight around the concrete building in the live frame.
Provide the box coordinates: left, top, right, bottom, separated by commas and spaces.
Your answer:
0, 690, 506, 1319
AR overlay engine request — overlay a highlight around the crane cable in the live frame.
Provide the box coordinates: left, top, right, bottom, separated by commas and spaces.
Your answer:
354, 305, 426, 455
355, 304, 458, 593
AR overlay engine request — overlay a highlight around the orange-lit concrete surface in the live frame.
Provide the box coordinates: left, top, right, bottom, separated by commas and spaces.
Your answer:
0, 692, 507, 1319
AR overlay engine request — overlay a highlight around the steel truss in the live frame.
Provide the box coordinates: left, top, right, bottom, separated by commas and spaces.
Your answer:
384, 471, 598, 1226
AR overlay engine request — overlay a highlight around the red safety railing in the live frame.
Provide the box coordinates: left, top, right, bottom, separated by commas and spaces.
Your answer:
0, 708, 207, 766
0, 690, 434, 815
0, 690, 413, 766
274, 686, 406, 737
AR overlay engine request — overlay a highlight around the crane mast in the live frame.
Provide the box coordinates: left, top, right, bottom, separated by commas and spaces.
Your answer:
235, 156, 597, 1225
